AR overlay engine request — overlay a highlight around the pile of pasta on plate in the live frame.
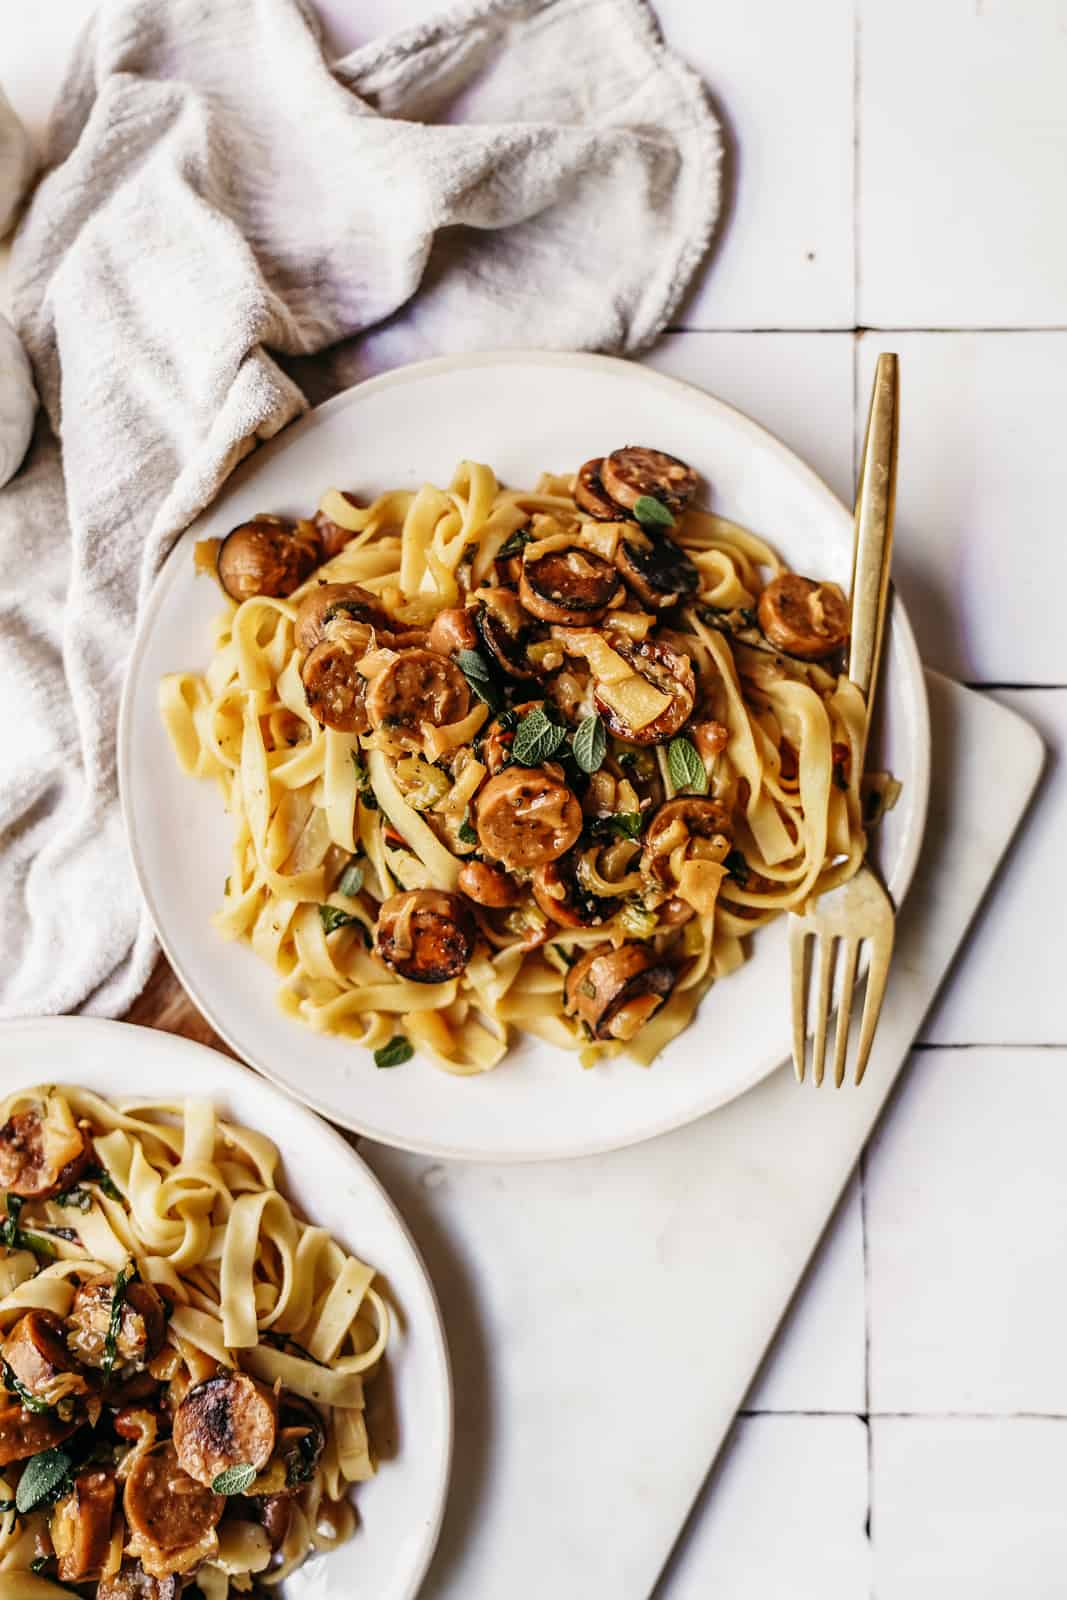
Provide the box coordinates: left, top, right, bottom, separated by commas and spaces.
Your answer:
164, 444, 891, 1077
0, 1086, 388, 1598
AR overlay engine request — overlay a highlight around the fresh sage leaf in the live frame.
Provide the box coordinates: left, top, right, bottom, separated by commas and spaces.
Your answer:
510, 707, 566, 767
16, 1448, 72, 1514
319, 905, 359, 936
456, 648, 502, 711
0, 1195, 57, 1261
211, 1462, 258, 1496
458, 818, 478, 846
587, 812, 644, 842
497, 527, 532, 560
667, 736, 708, 795
632, 494, 675, 531
102, 1261, 136, 1379
374, 1037, 414, 1070
351, 753, 378, 810
571, 714, 606, 774
54, 1186, 92, 1213
336, 860, 364, 898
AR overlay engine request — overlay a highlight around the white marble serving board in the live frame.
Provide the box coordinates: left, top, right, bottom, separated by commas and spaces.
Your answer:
361, 671, 1043, 1597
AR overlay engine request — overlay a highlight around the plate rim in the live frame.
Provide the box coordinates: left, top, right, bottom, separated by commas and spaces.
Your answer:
118, 348, 932, 1162
0, 1014, 454, 1600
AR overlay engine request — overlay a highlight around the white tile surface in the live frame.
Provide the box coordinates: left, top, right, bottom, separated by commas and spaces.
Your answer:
659, 1416, 871, 1599
647, 332, 854, 505
661, 0, 855, 329
867, 1046, 1067, 1414
745, 1174, 866, 1414
923, 690, 1064, 1045
858, 0, 1067, 328
872, 1417, 1067, 1599
857, 332, 1067, 684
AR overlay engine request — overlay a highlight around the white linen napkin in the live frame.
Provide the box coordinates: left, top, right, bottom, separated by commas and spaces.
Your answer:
0, 0, 720, 1019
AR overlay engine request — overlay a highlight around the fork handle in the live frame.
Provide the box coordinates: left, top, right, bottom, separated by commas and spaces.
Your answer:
848, 353, 899, 740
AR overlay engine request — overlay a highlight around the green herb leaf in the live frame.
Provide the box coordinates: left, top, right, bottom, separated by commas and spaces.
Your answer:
667, 736, 708, 795
336, 860, 364, 898
87, 1167, 122, 1203
3, 1361, 53, 1415
102, 1261, 136, 1380
351, 753, 378, 810
54, 1186, 92, 1212
0, 1196, 57, 1261
458, 818, 478, 846
724, 849, 750, 887
374, 1037, 414, 1070
588, 812, 644, 842
211, 1462, 258, 1496
511, 707, 567, 767
16, 1448, 71, 1514
284, 1428, 321, 1488
571, 714, 607, 775
497, 527, 533, 560
456, 648, 502, 712
319, 904, 359, 936
632, 495, 675, 531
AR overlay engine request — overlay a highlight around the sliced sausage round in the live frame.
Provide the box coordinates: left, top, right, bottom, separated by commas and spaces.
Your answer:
259, 1493, 292, 1551
428, 606, 479, 658
375, 890, 476, 984
0, 1107, 91, 1200
217, 517, 320, 603
475, 768, 583, 871
67, 1275, 166, 1373
3, 1310, 89, 1405
532, 852, 619, 929
574, 458, 628, 521
757, 574, 850, 661
594, 636, 695, 746
123, 1440, 223, 1554
563, 944, 676, 1041
0, 1394, 79, 1466
519, 546, 622, 626
173, 1372, 277, 1489
301, 631, 371, 733
314, 493, 361, 559
294, 582, 388, 654
98, 1565, 180, 1600
366, 649, 470, 735
643, 796, 733, 886
614, 530, 699, 610
53, 1467, 117, 1583
457, 861, 522, 908
599, 447, 699, 516
474, 588, 540, 681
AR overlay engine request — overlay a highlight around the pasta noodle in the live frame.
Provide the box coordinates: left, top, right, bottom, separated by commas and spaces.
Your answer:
0, 1086, 388, 1595
162, 449, 885, 1074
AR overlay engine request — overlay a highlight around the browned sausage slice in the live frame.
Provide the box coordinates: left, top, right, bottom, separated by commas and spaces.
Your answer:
173, 1372, 277, 1489
594, 636, 695, 746
3, 1311, 90, 1406
314, 492, 361, 559
757, 574, 850, 661
259, 1493, 293, 1550
375, 890, 475, 984
0, 1395, 79, 1465
563, 944, 676, 1040
67, 1275, 166, 1373
519, 546, 623, 626
474, 589, 540, 681
457, 861, 522, 908
428, 606, 479, 657
98, 1565, 180, 1600
0, 1107, 91, 1200
643, 796, 733, 887
52, 1467, 117, 1583
532, 852, 619, 929
294, 582, 389, 654
599, 447, 699, 516
366, 649, 470, 735
217, 517, 320, 602
124, 1440, 223, 1556
475, 768, 583, 871
574, 458, 628, 521
614, 528, 699, 610
301, 630, 371, 734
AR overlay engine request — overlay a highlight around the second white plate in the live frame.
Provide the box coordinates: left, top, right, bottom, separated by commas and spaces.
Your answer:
119, 351, 930, 1161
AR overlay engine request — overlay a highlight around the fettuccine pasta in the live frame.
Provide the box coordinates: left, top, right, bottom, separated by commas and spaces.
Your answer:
161, 444, 888, 1074
0, 1086, 388, 1597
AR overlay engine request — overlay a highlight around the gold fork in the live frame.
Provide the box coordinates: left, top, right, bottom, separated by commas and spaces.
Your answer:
791, 353, 900, 1087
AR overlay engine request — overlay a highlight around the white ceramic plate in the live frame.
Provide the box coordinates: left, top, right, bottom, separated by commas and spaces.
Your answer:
120, 351, 931, 1161
0, 1017, 452, 1600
